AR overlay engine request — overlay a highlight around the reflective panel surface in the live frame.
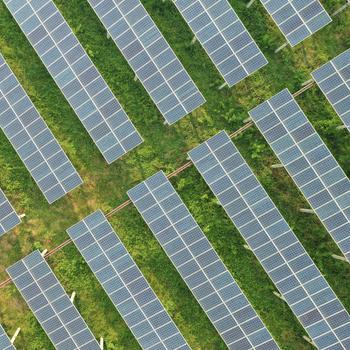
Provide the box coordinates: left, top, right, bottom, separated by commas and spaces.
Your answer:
312, 48, 350, 131
0, 54, 82, 203
67, 210, 190, 350
249, 89, 350, 262
128, 171, 279, 350
87, 0, 206, 124
0, 324, 16, 350
7, 250, 100, 350
260, 0, 331, 46
188, 130, 350, 350
4, 0, 143, 164
0, 188, 21, 237
173, 0, 268, 87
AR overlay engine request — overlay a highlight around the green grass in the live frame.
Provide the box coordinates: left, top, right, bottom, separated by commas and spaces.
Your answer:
0, 0, 350, 349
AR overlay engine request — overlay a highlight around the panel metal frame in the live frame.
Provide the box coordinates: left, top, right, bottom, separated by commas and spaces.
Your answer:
0, 54, 83, 204
7, 250, 100, 350
173, 0, 268, 87
4, 0, 143, 164
260, 0, 332, 47
312, 48, 350, 131
188, 130, 350, 350
249, 88, 350, 262
128, 171, 280, 350
87, 0, 206, 125
0, 188, 21, 237
67, 209, 190, 350
0, 325, 16, 350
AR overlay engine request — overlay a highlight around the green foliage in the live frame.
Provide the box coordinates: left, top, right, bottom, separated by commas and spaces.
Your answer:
0, 1, 349, 349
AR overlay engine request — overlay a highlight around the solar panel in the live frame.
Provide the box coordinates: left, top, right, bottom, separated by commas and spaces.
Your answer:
173, 0, 268, 87
0, 188, 21, 237
0, 54, 83, 204
249, 89, 350, 263
260, 0, 332, 47
0, 325, 16, 350
3, 0, 143, 164
67, 210, 190, 350
188, 130, 350, 350
312, 48, 350, 131
87, 0, 206, 125
6, 250, 100, 350
128, 171, 279, 350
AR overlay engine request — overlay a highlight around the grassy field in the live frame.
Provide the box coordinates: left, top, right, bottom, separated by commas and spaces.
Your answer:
0, 0, 350, 349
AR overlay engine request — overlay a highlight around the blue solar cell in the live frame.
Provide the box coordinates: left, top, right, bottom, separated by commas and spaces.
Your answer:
0, 54, 83, 203
188, 130, 350, 350
4, 0, 143, 164
173, 0, 268, 87
249, 89, 350, 263
128, 171, 279, 350
7, 250, 100, 350
87, 0, 206, 124
312, 48, 350, 132
0, 188, 20, 237
260, 0, 331, 46
0, 325, 16, 350
67, 210, 190, 350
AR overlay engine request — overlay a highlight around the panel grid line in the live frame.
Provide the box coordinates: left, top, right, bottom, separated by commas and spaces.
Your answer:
87, 0, 205, 124
312, 48, 350, 131
115, 7, 195, 110
173, 0, 268, 87
249, 88, 350, 262
188, 130, 350, 349
0, 56, 83, 204
0, 324, 16, 350
29, 1, 126, 156
4, 0, 143, 164
128, 171, 280, 350
67, 210, 190, 350
260, 0, 332, 46
0, 78, 77, 198
0, 188, 21, 237
203, 135, 345, 348
7, 250, 100, 350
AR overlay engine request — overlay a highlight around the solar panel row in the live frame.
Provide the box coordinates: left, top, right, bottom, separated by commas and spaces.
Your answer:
312, 48, 350, 132
128, 171, 279, 350
173, 0, 268, 87
0, 54, 83, 204
67, 210, 190, 350
0, 189, 21, 237
249, 89, 350, 262
7, 250, 100, 350
0, 324, 16, 350
260, 0, 332, 46
2, 1, 349, 349
188, 130, 350, 350
87, 0, 205, 125
4, 0, 143, 164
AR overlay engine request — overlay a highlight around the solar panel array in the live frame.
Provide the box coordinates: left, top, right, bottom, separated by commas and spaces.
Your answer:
67, 210, 190, 350
260, 0, 332, 47
249, 89, 350, 262
4, 0, 143, 164
312, 48, 350, 131
173, 0, 268, 87
188, 130, 350, 350
0, 325, 16, 350
7, 250, 100, 350
128, 171, 279, 350
87, 0, 206, 125
0, 54, 83, 204
0, 189, 21, 237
